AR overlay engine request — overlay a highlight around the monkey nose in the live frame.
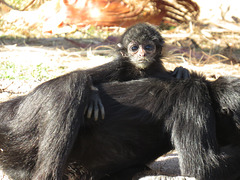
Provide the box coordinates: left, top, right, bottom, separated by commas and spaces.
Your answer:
138, 49, 146, 57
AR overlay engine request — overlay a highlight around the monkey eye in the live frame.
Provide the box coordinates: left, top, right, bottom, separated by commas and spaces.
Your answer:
144, 44, 154, 51
131, 45, 139, 52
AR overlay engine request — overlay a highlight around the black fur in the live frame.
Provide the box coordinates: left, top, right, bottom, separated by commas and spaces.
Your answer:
0, 71, 240, 179
0, 71, 89, 179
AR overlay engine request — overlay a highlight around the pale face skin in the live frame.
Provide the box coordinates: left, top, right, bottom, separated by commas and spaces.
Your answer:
127, 41, 157, 69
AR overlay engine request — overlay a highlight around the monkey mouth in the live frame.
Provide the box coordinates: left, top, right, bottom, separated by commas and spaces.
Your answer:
138, 60, 145, 63
138, 58, 148, 62
131, 58, 151, 69
134, 59, 152, 69
138, 58, 151, 64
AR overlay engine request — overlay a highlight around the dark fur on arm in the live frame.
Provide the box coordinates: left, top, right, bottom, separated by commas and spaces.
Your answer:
0, 70, 89, 179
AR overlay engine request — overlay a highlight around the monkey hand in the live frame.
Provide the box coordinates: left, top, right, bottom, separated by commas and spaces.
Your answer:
84, 85, 105, 121
172, 66, 190, 79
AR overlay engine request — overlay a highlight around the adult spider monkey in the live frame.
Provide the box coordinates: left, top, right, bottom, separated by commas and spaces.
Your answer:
84, 23, 190, 120
1, 71, 239, 180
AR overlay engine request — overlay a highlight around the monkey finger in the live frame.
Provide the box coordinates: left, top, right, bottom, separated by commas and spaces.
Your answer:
98, 100, 105, 119
84, 104, 90, 117
171, 68, 178, 76
183, 70, 190, 79
172, 67, 183, 78
94, 102, 99, 121
87, 103, 93, 119
84, 105, 87, 114
175, 67, 184, 79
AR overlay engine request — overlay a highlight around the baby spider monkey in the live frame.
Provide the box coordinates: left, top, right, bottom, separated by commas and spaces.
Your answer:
84, 23, 190, 120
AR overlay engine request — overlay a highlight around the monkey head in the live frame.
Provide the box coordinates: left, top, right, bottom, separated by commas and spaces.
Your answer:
118, 23, 164, 69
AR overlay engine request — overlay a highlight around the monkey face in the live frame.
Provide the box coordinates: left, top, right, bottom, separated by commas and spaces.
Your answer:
127, 41, 156, 69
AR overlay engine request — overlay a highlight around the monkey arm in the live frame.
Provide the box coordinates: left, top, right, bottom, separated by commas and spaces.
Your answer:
171, 66, 190, 79
85, 57, 123, 83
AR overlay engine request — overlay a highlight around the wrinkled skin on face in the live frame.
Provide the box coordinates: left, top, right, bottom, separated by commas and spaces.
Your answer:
127, 41, 157, 69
